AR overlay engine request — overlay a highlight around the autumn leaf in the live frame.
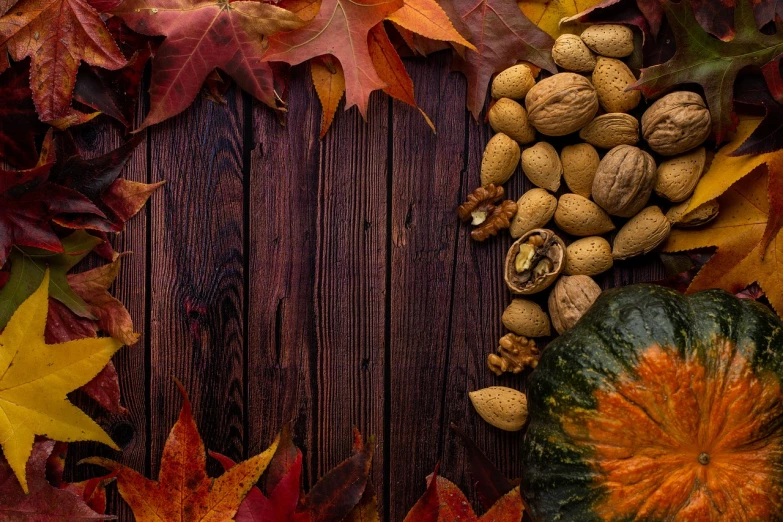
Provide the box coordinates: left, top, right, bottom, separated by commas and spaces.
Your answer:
565, 0, 660, 36
632, 0, 783, 142
0, 59, 45, 168
403, 464, 525, 521
311, 56, 346, 138
45, 440, 116, 515
686, 117, 783, 252
449, 0, 556, 119
0, 440, 107, 520
451, 424, 514, 510
0, 132, 106, 267
387, 0, 474, 49
86, 381, 279, 522
344, 482, 379, 522
0, 271, 121, 493
0, 0, 126, 121
264, 0, 404, 117
519, 0, 605, 38
112, 0, 304, 130
730, 75, 783, 156
0, 231, 101, 331
663, 168, 783, 317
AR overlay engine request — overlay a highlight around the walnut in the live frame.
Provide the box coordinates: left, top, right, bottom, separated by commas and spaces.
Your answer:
488, 333, 540, 376
458, 185, 518, 241
504, 228, 565, 294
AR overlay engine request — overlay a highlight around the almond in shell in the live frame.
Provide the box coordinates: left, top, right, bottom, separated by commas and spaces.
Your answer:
488, 98, 536, 144
492, 64, 536, 100
581, 25, 634, 58
613, 206, 671, 259
666, 198, 719, 227
509, 188, 557, 238
654, 147, 706, 202
502, 299, 551, 337
521, 142, 562, 191
469, 387, 528, 431
565, 236, 613, 276
552, 34, 596, 72
480, 133, 520, 186
561, 143, 599, 198
592, 57, 640, 113
554, 193, 615, 236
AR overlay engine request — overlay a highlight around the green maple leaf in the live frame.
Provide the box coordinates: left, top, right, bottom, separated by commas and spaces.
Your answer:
633, 0, 783, 142
0, 230, 101, 330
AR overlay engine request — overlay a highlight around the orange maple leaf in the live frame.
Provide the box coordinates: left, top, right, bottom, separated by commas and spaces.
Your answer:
86, 381, 279, 521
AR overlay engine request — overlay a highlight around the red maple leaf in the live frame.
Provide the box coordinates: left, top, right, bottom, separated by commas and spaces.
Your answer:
0, 440, 106, 520
0, 0, 126, 121
112, 0, 304, 130
264, 0, 404, 117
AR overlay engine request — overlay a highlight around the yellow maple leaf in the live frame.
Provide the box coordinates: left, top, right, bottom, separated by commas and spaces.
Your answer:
0, 271, 121, 493
663, 168, 783, 317
519, 0, 604, 38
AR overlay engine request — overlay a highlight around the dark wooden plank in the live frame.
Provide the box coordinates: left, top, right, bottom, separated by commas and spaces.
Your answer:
147, 91, 247, 474
246, 65, 320, 468
68, 119, 149, 521
313, 88, 388, 499
388, 52, 468, 521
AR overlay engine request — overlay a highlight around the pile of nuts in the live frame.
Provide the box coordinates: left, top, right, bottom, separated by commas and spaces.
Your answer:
465, 24, 716, 431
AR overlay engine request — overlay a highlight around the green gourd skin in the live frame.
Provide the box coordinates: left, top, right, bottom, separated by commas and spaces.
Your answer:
520, 284, 783, 521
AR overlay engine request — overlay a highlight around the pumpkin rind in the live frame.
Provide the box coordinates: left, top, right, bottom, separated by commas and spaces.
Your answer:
520, 284, 783, 521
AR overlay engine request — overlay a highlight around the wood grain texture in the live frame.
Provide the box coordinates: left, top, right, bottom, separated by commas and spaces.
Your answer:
147, 90, 247, 474
246, 63, 320, 469
313, 86, 388, 503
388, 52, 468, 521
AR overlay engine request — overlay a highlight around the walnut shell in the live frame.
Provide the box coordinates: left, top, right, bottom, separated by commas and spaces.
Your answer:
641, 91, 712, 155
579, 113, 639, 149
612, 206, 671, 259
592, 145, 656, 217
525, 73, 599, 136
521, 142, 562, 191
561, 143, 599, 198
552, 34, 596, 72
666, 198, 719, 228
548, 275, 602, 334
654, 147, 706, 202
504, 228, 565, 294
510, 188, 557, 238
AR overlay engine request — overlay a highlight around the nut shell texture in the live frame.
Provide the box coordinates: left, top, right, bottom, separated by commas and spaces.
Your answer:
552, 34, 596, 72
548, 275, 602, 334
642, 92, 711, 155
510, 188, 557, 238
592, 57, 640, 113
654, 147, 706, 202
554, 194, 615, 236
581, 24, 634, 58
492, 64, 536, 100
502, 299, 551, 337
526, 73, 599, 136
488, 98, 536, 144
613, 206, 671, 259
480, 133, 520, 186
561, 143, 599, 198
592, 145, 656, 217
565, 236, 613, 276
667, 198, 719, 228
521, 142, 562, 191
579, 113, 639, 149
469, 387, 528, 431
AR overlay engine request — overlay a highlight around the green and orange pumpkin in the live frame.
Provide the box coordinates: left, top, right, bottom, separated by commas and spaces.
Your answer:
520, 284, 783, 521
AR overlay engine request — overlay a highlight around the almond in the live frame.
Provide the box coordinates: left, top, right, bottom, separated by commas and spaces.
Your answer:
581, 24, 634, 58
612, 206, 671, 260
469, 387, 528, 431
592, 57, 640, 113
654, 147, 706, 202
521, 142, 562, 191
578, 113, 639, 149
565, 236, 613, 276
509, 188, 557, 238
561, 143, 599, 198
480, 133, 520, 186
552, 34, 596, 72
548, 275, 602, 334
666, 198, 719, 228
492, 64, 536, 100
502, 299, 551, 337
554, 193, 615, 236
488, 98, 536, 144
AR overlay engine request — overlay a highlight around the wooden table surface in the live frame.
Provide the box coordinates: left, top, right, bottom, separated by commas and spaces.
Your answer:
66, 53, 663, 521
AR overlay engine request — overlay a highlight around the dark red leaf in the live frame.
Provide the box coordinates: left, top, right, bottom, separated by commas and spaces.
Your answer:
451, 424, 513, 510
0, 60, 45, 168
